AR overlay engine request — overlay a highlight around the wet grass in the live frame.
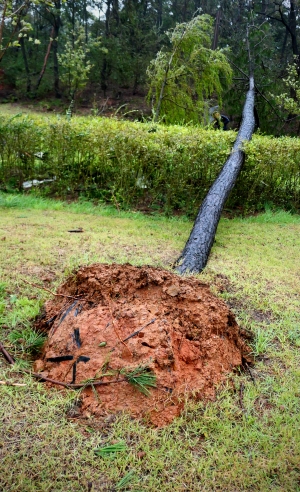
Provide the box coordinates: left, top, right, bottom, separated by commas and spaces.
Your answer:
0, 194, 300, 491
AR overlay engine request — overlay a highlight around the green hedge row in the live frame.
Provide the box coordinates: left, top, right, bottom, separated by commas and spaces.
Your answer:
0, 113, 299, 214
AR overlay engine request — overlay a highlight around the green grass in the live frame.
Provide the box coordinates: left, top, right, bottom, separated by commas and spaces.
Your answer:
0, 195, 300, 491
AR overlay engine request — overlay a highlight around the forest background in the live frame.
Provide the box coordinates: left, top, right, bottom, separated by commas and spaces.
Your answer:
1, 0, 300, 137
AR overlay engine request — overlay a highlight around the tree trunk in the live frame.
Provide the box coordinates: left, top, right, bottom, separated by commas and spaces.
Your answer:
176, 76, 255, 274
20, 36, 31, 93
35, 27, 54, 92
211, 9, 221, 50
52, 0, 61, 98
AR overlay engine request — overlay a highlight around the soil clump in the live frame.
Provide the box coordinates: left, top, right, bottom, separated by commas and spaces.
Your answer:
35, 263, 251, 426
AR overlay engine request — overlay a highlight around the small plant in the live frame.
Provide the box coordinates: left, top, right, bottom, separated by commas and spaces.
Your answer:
94, 442, 127, 456
251, 328, 273, 357
8, 327, 46, 355
288, 327, 300, 347
0, 281, 7, 298
122, 365, 157, 396
116, 470, 135, 490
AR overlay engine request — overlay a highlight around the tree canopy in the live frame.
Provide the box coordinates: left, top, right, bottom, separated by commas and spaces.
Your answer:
0, 0, 300, 135
146, 15, 232, 124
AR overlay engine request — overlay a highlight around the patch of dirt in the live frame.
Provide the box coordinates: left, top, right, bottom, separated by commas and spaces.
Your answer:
35, 263, 251, 427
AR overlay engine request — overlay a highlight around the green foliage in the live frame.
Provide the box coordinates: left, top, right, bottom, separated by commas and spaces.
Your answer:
147, 15, 232, 124
0, 114, 299, 214
57, 26, 96, 101
273, 59, 300, 115
0, 292, 41, 329
8, 327, 46, 355
115, 470, 135, 489
122, 366, 157, 396
94, 442, 127, 456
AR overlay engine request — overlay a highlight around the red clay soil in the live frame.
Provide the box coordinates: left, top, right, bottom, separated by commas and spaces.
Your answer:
35, 264, 251, 427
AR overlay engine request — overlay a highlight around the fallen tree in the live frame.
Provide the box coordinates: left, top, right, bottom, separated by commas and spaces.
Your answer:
176, 75, 255, 274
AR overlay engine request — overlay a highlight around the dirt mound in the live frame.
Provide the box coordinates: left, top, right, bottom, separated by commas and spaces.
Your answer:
35, 264, 251, 426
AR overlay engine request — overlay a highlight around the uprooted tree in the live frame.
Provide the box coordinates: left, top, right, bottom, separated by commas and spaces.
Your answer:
175, 74, 255, 274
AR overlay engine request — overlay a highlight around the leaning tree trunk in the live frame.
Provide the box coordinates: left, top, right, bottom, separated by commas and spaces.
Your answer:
176, 75, 255, 274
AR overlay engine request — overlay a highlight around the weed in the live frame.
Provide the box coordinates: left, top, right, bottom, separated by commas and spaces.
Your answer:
0, 296, 41, 329
8, 327, 46, 355
115, 470, 135, 489
94, 442, 127, 456
0, 282, 7, 298
287, 326, 300, 347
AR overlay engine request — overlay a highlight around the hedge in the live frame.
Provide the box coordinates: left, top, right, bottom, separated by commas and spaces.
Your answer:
0, 113, 299, 215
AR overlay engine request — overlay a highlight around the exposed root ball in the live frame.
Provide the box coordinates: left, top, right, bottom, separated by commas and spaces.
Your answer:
35, 264, 251, 426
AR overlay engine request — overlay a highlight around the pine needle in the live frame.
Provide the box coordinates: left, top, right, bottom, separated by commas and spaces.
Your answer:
123, 366, 156, 396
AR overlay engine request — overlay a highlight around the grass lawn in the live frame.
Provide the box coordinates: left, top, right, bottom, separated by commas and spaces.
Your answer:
0, 193, 299, 491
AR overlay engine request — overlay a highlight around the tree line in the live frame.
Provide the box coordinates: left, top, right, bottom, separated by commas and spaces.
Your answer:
1, 0, 300, 135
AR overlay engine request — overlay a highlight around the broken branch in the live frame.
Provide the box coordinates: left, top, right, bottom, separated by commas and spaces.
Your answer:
21, 278, 82, 300
123, 318, 156, 342
0, 381, 27, 387
0, 342, 15, 364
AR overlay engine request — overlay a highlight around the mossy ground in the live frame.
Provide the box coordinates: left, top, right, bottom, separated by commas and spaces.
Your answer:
0, 194, 300, 491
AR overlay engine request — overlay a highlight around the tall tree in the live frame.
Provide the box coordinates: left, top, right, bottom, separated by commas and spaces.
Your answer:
0, 0, 31, 63
147, 14, 232, 124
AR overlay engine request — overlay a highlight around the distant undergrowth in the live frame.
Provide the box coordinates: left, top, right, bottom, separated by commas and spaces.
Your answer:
0, 113, 299, 215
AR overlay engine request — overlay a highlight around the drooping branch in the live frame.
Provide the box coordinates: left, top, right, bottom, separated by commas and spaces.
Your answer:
153, 23, 190, 122
176, 75, 255, 274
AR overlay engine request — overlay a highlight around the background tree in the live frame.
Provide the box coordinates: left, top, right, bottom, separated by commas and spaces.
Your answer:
57, 25, 95, 107
0, 0, 31, 63
147, 14, 232, 124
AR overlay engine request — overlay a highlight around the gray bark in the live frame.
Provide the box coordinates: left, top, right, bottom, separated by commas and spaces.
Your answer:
176, 75, 255, 274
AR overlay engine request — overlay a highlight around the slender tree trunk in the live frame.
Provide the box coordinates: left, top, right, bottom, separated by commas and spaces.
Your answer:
280, 29, 288, 63
35, 27, 54, 92
52, 0, 61, 98
20, 36, 31, 93
101, 0, 112, 95
212, 9, 221, 50
157, 0, 162, 28
176, 76, 255, 274
289, 0, 299, 58
53, 35, 60, 97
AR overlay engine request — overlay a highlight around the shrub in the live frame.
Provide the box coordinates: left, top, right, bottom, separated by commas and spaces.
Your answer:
0, 113, 299, 215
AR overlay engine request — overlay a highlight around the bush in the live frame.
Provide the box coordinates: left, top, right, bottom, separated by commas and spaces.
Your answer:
0, 113, 299, 215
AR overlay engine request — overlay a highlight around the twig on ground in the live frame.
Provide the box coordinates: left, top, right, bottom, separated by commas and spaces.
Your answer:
123, 318, 156, 342
245, 362, 256, 385
21, 278, 82, 300
0, 381, 27, 386
28, 371, 126, 389
0, 342, 15, 364
108, 302, 133, 357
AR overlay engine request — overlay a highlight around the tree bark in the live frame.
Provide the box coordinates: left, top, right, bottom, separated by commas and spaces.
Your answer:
52, 0, 61, 98
211, 9, 221, 50
35, 27, 54, 92
19, 36, 31, 93
176, 75, 255, 274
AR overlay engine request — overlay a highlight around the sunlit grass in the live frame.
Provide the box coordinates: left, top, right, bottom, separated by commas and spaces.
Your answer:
0, 195, 299, 491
